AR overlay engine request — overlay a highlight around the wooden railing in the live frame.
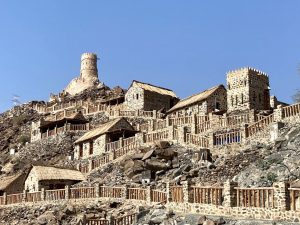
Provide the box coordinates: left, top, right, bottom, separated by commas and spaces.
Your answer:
235, 187, 275, 208
70, 187, 95, 199
0, 196, 4, 205
247, 114, 274, 137
186, 133, 209, 148
289, 188, 300, 211
169, 116, 193, 126
190, 186, 223, 205
105, 140, 121, 152
139, 123, 150, 132
114, 142, 137, 158
151, 190, 167, 203
92, 154, 110, 170
283, 103, 300, 118
219, 113, 251, 128
144, 130, 169, 143
173, 128, 179, 140
79, 164, 89, 173
213, 130, 243, 146
82, 219, 109, 225
69, 124, 88, 131
112, 213, 136, 225
128, 188, 147, 201
138, 110, 154, 118
195, 121, 211, 134
196, 115, 209, 124
27, 191, 42, 202
123, 137, 136, 146
6, 193, 23, 204
170, 186, 184, 203
45, 189, 65, 201
100, 187, 123, 198
153, 120, 167, 131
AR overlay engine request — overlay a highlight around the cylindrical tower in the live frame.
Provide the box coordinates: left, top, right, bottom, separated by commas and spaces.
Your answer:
80, 53, 98, 80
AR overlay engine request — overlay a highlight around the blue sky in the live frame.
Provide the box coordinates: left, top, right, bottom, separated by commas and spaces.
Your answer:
0, 1, 299, 112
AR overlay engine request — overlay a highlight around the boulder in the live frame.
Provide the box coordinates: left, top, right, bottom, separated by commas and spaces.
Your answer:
155, 148, 177, 160
155, 141, 170, 149
36, 211, 57, 225
145, 159, 169, 171
203, 220, 216, 225
198, 216, 206, 225
216, 217, 226, 225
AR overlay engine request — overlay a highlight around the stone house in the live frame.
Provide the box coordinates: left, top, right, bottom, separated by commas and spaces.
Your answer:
31, 111, 88, 142
125, 80, 179, 111
0, 172, 28, 195
227, 67, 271, 112
74, 117, 136, 160
24, 166, 85, 192
167, 85, 227, 117
270, 96, 289, 110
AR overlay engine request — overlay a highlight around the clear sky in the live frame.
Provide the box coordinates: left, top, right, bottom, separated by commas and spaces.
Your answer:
0, 1, 299, 112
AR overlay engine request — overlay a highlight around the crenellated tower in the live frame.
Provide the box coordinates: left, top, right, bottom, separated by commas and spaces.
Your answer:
226, 67, 270, 112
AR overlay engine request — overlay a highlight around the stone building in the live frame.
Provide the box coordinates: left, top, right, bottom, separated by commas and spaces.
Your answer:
227, 67, 271, 112
64, 53, 103, 96
0, 172, 28, 195
167, 85, 227, 116
31, 111, 88, 142
24, 166, 85, 192
74, 118, 136, 160
270, 96, 289, 109
125, 80, 179, 111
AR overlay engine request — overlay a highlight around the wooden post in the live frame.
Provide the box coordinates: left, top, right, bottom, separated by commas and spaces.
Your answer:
3, 192, 7, 205
95, 183, 100, 198
41, 188, 45, 201
65, 185, 70, 200
23, 189, 27, 203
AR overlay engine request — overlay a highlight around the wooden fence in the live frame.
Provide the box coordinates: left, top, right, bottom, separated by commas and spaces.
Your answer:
213, 130, 243, 146
92, 155, 110, 170
79, 213, 137, 225
190, 186, 223, 205
169, 116, 193, 126
27, 191, 42, 202
151, 190, 167, 203
170, 186, 184, 203
100, 187, 123, 198
195, 121, 211, 134
247, 114, 274, 137
70, 187, 96, 199
218, 113, 251, 128
283, 103, 300, 118
6, 193, 23, 205
45, 189, 66, 201
235, 187, 275, 208
144, 130, 169, 143
127, 188, 147, 201
186, 133, 209, 148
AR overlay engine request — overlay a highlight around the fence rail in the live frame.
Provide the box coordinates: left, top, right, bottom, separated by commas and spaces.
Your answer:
100, 187, 123, 198
213, 130, 243, 146
186, 133, 209, 148
128, 188, 147, 201
27, 191, 42, 202
45, 189, 65, 201
190, 186, 223, 205
144, 130, 169, 143
6, 193, 23, 205
70, 187, 95, 199
151, 190, 167, 203
170, 186, 184, 203
283, 103, 300, 118
235, 187, 275, 208
289, 188, 300, 211
169, 116, 193, 126
247, 114, 274, 137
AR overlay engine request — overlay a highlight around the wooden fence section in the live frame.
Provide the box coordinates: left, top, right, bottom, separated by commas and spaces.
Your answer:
283, 103, 300, 118
6, 193, 23, 205
151, 190, 167, 203
144, 130, 169, 143
196, 115, 209, 124
128, 188, 147, 201
289, 188, 300, 211
170, 186, 184, 203
100, 187, 123, 198
153, 120, 167, 131
190, 186, 223, 206
27, 191, 42, 202
69, 124, 89, 131
105, 140, 121, 152
213, 130, 243, 146
195, 121, 211, 134
219, 113, 251, 128
169, 116, 193, 126
79, 163, 90, 174
70, 187, 95, 199
92, 154, 110, 170
186, 133, 209, 148
112, 213, 136, 225
82, 219, 109, 225
0, 196, 4, 205
114, 142, 137, 159
235, 187, 275, 208
247, 114, 274, 137
45, 189, 65, 201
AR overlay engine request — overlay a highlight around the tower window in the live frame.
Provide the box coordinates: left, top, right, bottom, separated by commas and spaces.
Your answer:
136, 94, 139, 100
236, 95, 238, 105
241, 93, 244, 104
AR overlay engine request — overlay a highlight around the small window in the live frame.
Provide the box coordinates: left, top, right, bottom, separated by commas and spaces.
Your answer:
241, 93, 244, 104
79, 144, 83, 158
136, 94, 139, 100
235, 95, 238, 105
89, 141, 93, 155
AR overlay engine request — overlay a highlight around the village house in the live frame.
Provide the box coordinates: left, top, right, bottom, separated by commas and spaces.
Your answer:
125, 80, 179, 111
0, 172, 28, 195
74, 117, 136, 160
24, 166, 85, 192
227, 67, 271, 112
31, 111, 89, 142
167, 85, 227, 117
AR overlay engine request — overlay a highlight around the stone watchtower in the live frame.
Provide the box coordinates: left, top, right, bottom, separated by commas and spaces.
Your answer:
227, 67, 270, 112
64, 53, 101, 96
80, 53, 98, 81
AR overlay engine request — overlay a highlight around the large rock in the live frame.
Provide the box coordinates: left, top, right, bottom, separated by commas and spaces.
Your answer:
154, 148, 177, 160
36, 211, 58, 225
198, 216, 207, 225
145, 159, 169, 171
154, 141, 171, 149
